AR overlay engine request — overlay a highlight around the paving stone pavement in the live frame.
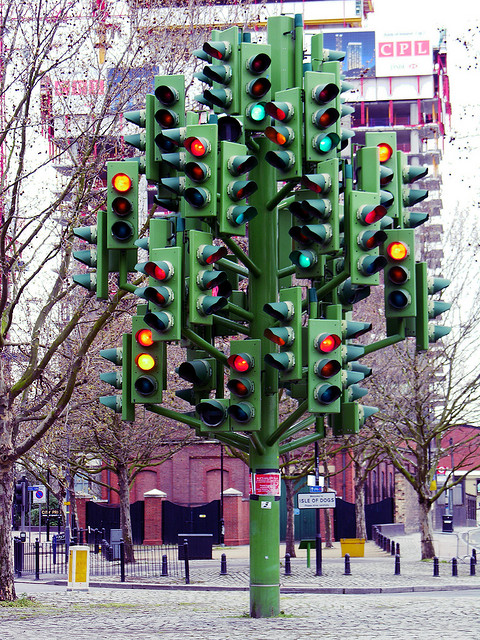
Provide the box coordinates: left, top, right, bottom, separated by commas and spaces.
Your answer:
6, 528, 480, 639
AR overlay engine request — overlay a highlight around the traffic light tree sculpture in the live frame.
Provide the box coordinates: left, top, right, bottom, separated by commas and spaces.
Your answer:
73, 14, 451, 619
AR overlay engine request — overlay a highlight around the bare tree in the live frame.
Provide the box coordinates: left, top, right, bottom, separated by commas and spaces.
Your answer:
0, 0, 258, 601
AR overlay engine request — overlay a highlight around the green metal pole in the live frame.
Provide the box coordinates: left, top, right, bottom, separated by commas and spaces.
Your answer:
247, 138, 280, 618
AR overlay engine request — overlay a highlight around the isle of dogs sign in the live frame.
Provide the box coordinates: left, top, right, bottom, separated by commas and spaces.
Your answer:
297, 492, 336, 509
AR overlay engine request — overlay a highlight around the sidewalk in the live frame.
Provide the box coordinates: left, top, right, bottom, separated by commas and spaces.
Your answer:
17, 527, 480, 595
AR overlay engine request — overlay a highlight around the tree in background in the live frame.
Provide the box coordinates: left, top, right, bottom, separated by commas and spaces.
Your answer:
0, 0, 258, 601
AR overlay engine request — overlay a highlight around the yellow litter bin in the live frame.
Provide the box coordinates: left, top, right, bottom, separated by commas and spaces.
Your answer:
340, 538, 365, 557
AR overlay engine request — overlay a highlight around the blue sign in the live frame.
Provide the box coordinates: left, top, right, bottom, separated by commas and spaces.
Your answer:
309, 486, 322, 493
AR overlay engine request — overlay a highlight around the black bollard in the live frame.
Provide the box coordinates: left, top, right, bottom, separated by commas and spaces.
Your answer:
471, 555, 476, 576
452, 557, 458, 577
220, 553, 227, 575
162, 554, 169, 577
284, 553, 291, 576
433, 556, 439, 576
472, 548, 477, 564
35, 539, 40, 581
315, 533, 323, 577
394, 553, 401, 575
120, 540, 125, 583
183, 539, 190, 585
396, 542, 401, 557
390, 540, 395, 556
344, 553, 351, 575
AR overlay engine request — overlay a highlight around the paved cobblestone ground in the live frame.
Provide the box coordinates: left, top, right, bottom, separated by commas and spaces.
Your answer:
4, 586, 480, 639
4, 529, 480, 638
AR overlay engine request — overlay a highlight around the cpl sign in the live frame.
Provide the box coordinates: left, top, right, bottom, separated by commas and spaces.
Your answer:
376, 32, 432, 77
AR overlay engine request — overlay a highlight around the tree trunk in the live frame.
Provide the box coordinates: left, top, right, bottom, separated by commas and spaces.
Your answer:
323, 508, 333, 547
284, 478, 296, 557
0, 461, 16, 601
322, 459, 333, 547
419, 497, 435, 559
354, 475, 367, 540
117, 462, 135, 563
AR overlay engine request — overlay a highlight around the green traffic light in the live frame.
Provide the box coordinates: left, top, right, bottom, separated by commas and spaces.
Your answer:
289, 249, 317, 270
246, 103, 266, 122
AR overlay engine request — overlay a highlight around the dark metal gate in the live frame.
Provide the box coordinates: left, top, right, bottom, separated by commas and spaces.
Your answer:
334, 497, 394, 540
162, 500, 221, 544
85, 500, 144, 543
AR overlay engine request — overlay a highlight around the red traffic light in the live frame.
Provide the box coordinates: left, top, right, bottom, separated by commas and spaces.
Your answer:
387, 241, 409, 261
360, 204, 388, 225
112, 172, 132, 193
315, 333, 341, 353
227, 352, 254, 373
143, 260, 174, 282
378, 143, 393, 163
185, 136, 209, 158
135, 328, 154, 347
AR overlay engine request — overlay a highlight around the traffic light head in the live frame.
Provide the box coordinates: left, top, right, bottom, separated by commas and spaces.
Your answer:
265, 87, 303, 179
153, 74, 185, 162
106, 161, 139, 251
188, 230, 230, 325
196, 27, 240, 114
130, 316, 164, 403
364, 131, 400, 219
182, 125, 218, 218
135, 246, 182, 341
239, 42, 272, 130
227, 339, 261, 431
307, 319, 342, 414
347, 191, 388, 286
219, 141, 259, 235
382, 229, 416, 319
263, 287, 303, 382
304, 71, 341, 162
